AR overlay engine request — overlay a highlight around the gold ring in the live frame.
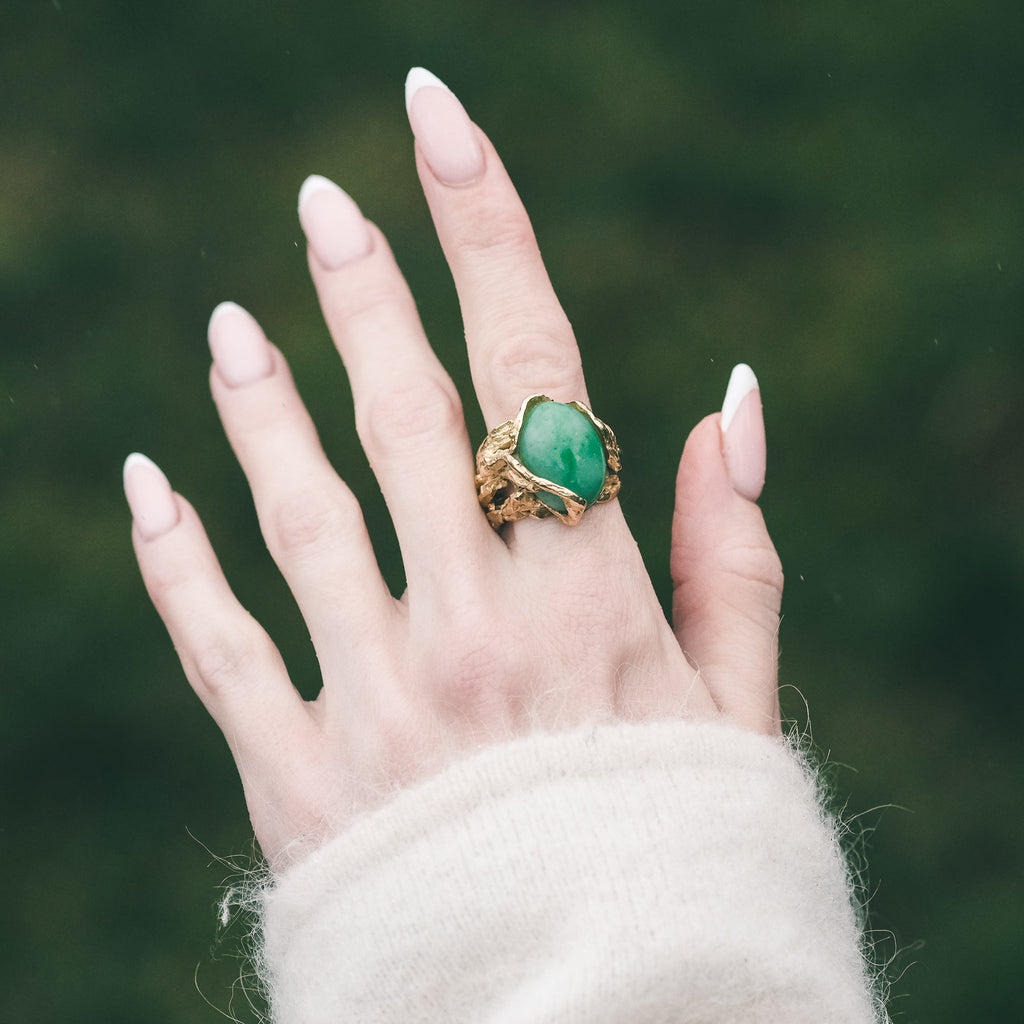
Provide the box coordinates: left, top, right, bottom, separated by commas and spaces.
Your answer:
475, 394, 621, 528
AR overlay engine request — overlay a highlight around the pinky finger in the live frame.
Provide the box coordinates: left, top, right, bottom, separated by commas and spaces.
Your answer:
124, 454, 314, 760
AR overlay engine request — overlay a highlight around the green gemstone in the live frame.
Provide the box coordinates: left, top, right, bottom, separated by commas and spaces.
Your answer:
517, 400, 607, 513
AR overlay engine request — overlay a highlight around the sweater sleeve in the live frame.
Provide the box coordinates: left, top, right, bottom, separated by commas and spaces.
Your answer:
259, 719, 886, 1024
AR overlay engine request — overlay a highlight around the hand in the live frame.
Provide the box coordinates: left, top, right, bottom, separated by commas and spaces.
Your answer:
124, 69, 783, 869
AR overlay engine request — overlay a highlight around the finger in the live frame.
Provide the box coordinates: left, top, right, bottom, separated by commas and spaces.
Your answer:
405, 68, 587, 428
123, 454, 315, 761
670, 366, 783, 735
405, 70, 627, 553
207, 302, 394, 662
297, 174, 495, 596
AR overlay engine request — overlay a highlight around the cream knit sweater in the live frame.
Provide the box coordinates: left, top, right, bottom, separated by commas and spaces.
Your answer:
261, 719, 886, 1023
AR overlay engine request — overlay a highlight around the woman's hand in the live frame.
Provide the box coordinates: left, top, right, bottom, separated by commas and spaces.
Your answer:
124, 69, 783, 869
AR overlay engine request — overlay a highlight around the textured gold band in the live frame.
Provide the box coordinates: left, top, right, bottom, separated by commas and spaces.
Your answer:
475, 394, 621, 528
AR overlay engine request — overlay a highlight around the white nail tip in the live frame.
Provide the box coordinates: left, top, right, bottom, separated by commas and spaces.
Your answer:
720, 363, 759, 433
208, 300, 245, 332
123, 451, 163, 486
298, 174, 340, 212
405, 67, 449, 114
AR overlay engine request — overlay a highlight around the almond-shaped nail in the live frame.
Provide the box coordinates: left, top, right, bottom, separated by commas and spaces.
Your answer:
720, 363, 766, 502
123, 453, 180, 540
208, 301, 274, 388
405, 67, 484, 187
298, 174, 373, 271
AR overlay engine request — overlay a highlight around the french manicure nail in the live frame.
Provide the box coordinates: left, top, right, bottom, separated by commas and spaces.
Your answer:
405, 67, 485, 187
123, 453, 180, 540
298, 174, 373, 271
208, 301, 274, 388
720, 363, 766, 502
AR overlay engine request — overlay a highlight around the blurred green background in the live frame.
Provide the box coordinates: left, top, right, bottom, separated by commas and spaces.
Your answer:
2, 0, 1021, 1020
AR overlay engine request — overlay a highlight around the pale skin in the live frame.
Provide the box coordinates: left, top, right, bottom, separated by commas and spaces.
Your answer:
125, 69, 784, 870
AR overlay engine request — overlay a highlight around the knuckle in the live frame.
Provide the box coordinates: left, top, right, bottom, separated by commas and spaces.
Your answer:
487, 326, 583, 396
730, 543, 785, 602
759, 550, 785, 596
265, 484, 360, 561
432, 614, 528, 718
444, 641, 500, 707
451, 204, 538, 262
145, 549, 212, 622
188, 628, 270, 699
707, 544, 785, 630
145, 558, 191, 610
673, 538, 784, 618
361, 376, 463, 453
342, 279, 418, 338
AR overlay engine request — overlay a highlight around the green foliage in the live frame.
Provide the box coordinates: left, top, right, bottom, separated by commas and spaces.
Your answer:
2, 1, 1021, 1020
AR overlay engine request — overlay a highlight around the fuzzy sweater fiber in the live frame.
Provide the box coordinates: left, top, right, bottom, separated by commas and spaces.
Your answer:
261, 719, 886, 1023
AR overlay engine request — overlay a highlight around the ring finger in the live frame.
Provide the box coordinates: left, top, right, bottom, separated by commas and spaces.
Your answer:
207, 304, 394, 663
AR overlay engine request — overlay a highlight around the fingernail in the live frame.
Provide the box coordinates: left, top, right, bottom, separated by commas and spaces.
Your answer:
123, 453, 180, 540
298, 174, 373, 271
720, 363, 766, 502
405, 67, 484, 187
208, 301, 274, 388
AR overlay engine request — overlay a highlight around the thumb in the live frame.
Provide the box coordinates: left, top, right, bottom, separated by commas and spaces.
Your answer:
670, 365, 783, 734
